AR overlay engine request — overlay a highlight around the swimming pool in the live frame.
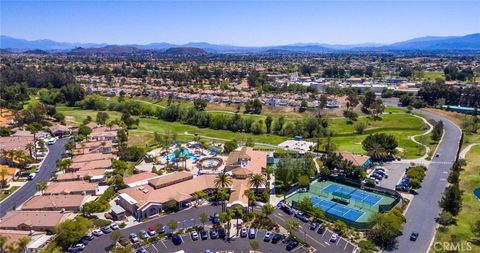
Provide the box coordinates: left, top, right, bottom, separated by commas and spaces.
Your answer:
165, 148, 200, 162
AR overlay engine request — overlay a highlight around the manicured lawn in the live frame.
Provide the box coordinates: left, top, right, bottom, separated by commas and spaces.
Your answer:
423, 71, 445, 81
0, 186, 20, 201
431, 145, 480, 252
58, 105, 427, 158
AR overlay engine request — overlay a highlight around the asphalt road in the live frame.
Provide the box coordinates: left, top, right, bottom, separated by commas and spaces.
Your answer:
0, 138, 66, 218
386, 110, 462, 253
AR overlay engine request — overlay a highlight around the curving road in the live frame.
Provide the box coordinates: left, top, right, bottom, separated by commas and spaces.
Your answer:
0, 138, 66, 218
386, 110, 462, 253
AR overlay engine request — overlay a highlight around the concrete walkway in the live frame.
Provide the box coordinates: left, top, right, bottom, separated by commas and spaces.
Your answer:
459, 143, 480, 159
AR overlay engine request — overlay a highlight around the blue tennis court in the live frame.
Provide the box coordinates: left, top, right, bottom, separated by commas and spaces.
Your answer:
309, 196, 364, 222
322, 183, 382, 206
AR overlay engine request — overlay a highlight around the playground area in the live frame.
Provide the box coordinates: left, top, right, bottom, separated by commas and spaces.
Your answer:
287, 180, 397, 224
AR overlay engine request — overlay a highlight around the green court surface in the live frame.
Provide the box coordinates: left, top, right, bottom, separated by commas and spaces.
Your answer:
287, 180, 396, 223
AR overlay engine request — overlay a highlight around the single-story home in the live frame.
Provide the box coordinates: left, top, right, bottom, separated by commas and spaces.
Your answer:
0, 211, 73, 232
21, 194, 86, 212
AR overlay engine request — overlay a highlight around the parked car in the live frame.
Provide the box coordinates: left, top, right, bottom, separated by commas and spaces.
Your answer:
191, 231, 199, 241
147, 229, 157, 237
139, 230, 148, 239
218, 228, 226, 239
211, 213, 220, 224
28, 173, 36, 180
84, 233, 94, 240
317, 225, 326, 234
129, 233, 139, 243
101, 226, 112, 234
310, 222, 319, 230
280, 204, 294, 215
294, 212, 309, 222
92, 229, 103, 237
79, 237, 90, 245
264, 231, 273, 242
136, 248, 147, 253
110, 223, 119, 230
172, 234, 182, 245
240, 227, 248, 238
272, 233, 283, 244
67, 243, 85, 253
47, 138, 56, 145
248, 227, 256, 239
375, 167, 386, 172
330, 233, 339, 243
286, 239, 299, 251
209, 229, 218, 239
200, 230, 208, 240
410, 232, 419, 241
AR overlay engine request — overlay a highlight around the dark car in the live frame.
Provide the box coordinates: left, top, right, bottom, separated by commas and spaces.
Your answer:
286, 240, 299, 251
294, 212, 309, 222
281, 204, 294, 215
67, 243, 85, 253
209, 229, 218, 239
79, 237, 90, 245
200, 230, 208, 240
310, 222, 318, 230
136, 248, 147, 253
317, 225, 326, 234
172, 234, 182, 245
83, 233, 94, 241
410, 232, 419, 241
272, 233, 283, 244
218, 228, 226, 239
211, 213, 220, 224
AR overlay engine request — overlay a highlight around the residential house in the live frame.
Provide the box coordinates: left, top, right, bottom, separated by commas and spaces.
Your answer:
0, 211, 73, 232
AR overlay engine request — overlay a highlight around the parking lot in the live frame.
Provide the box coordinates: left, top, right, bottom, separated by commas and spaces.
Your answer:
271, 211, 357, 253
143, 229, 308, 253
376, 163, 409, 190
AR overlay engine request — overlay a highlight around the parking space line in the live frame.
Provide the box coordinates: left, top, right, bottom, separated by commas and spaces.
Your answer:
305, 233, 326, 247
160, 240, 168, 248
151, 243, 159, 252
344, 240, 350, 249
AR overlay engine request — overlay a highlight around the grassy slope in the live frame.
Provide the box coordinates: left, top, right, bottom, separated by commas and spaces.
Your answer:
58, 105, 426, 158
431, 145, 480, 253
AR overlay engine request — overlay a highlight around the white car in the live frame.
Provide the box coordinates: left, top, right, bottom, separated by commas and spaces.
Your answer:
263, 231, 273, 242
191, 231, 199, 240
46, 138, 56, 145
330, 233, 339, 242
28, 173, 36, 180
92, 229, 103, 237
110, 223, 119, 230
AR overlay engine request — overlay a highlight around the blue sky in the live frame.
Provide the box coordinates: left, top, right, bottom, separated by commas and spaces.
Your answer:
1, 0, 479, 46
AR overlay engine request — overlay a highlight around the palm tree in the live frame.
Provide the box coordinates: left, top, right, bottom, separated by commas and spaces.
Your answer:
17, 236, 30, 253
194, 191, 207, 206
216, 188, 230, 212
261, 203, 274, 218
0, 169, 8, 189
0, 234, 6, 253
36, 182, 47, 195
109, 231, 122, 252
248, 174, 265, 194
26, 123, 42, 160
214, 173, 232, 189
25, 143, 34, 158
219, 210, 234, 241
284, 219, 300, 238
243, 189, 256, 214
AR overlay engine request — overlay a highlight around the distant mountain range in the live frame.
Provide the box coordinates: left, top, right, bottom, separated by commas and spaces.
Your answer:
1, 33, 479, 54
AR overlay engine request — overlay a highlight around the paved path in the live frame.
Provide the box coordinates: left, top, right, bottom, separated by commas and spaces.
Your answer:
0, 138, 66, 217
459, 143, 480, 159
385, 110, 462, 253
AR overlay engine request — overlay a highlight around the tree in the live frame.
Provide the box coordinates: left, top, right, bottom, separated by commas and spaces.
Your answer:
56, 159, 72, 171
438, 211, 455, 226
440, 184, 462, 216
0, 235, 7, 253
262, 204, 274, 217
244, 189, 256, 213
367, 212, 404, 246
219, 210, 234, 240
284, 219, 300, 237
167, 220, 177, 232
199, 213, 209, 225
298, 175, 310, 189
26, 122, 43, 158
369, 99, 385, 119
432, 121, 444, 142
120, 111, 139, 129
223, 140, 237, 154
0, 169, 8, 188
354, 121, 367, 134
215, 173, 232, 189
96, 111, 110, 125
362, 133, 398, 160
36, 182, 47, 195
362, 90, 376, 109
248, 174, 265, 193
194, 191, 207, 206
55, 216, 93, 249
334, 220, 348, 236
110, 231, 122, 251
265, 116, 273, 134
193, 98, 208, 111
472, 220, 480, 238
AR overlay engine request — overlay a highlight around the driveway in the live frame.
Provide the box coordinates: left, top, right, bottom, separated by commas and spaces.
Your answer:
386, 110, 462, 253
0, 138, 66, 217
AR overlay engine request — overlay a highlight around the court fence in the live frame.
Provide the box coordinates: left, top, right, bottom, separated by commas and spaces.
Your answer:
291, 200, 371, 230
